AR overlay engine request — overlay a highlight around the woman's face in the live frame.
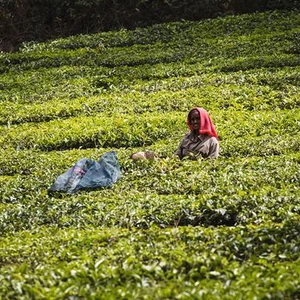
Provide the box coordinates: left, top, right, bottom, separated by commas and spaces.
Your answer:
190, 110, 200, 132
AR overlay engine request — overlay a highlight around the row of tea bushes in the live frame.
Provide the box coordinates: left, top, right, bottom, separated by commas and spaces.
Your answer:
0, 149, 298, 232
17, 10, 300, 51
0, 222, 299, 298
1, 63, 298, 111
1, 108, 299, 151
1, 112, 183, 150
1, 32, 298, 76
0, 66, 299, 125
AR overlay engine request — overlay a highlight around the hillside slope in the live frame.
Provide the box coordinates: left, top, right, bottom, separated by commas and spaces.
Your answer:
0, 10, 299, 299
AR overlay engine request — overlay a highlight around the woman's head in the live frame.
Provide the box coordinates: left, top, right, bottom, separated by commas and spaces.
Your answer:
187, 107, 218, 139
188, 109, 201, 132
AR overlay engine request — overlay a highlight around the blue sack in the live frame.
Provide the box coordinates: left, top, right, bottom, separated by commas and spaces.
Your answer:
49, 151, 121, 194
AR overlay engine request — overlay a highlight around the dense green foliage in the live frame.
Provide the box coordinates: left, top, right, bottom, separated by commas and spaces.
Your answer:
1, 0, 299, 51
0, 10, 299, 299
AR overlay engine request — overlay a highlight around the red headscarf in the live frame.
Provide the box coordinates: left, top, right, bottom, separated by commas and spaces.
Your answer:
187, 107, 218, 139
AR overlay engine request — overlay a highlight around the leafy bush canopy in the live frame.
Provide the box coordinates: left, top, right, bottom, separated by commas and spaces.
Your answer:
0, 9, 299, 299
1, 0, 299, 51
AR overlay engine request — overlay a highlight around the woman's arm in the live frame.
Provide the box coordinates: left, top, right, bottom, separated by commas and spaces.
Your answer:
208, 138, 220, 158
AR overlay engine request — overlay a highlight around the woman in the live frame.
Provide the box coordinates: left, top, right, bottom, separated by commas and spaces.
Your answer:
176, 107, 219, 159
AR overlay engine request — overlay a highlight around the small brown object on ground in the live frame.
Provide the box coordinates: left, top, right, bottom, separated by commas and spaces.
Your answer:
130, 151, 156, 160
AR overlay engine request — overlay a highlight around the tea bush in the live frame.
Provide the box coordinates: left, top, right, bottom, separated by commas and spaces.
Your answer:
0, 10, 299, 299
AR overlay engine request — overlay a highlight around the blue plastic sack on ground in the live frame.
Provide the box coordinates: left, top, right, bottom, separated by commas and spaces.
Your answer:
49, 151, 121, 194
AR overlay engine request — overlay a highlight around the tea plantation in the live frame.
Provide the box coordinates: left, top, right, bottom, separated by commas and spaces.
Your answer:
0, 9, 299, 299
